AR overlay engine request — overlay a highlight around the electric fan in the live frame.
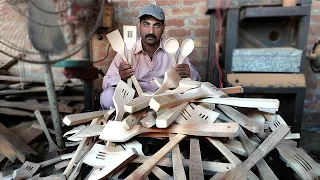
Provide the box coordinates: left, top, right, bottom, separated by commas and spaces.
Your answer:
0, 0, 105, 149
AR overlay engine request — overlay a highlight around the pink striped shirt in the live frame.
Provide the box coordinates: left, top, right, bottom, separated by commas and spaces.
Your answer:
102, 38, 201, 93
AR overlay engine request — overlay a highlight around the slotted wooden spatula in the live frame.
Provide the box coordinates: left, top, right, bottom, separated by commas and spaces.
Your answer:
99, 121, 239, 142
106, 29, 143, 95
113, 80, 135, 121
211, 125, 290, 180
12, 161, 41, 180
176, 103, 219, 125
277, 144, 320, 180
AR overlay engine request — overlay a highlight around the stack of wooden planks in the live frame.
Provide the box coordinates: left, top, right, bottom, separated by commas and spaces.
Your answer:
1, 73, 319, 179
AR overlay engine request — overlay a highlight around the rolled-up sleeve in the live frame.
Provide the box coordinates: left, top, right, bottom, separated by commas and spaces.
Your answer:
102, 54, 123, 89
182, 57, 201, 81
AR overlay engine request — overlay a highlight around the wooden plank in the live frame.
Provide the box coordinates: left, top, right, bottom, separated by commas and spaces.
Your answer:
0, 54, 21, 70
0, 122, 37, 163
102, 6, 113, 27
99, 121, 239, 142
133, 156, 235, 173
140, 110, 156, 128
0, 87, 61, 96
211, 125, 289, 180
0, 75, 65, 83
227, 73, 306, 88
122, 108, 148, 130
170, 134, 187, 180
126, 134, 186, 180
151, 166, 173, 180
220, 86, 243, 94
194, 97, 280, 109
0, 107, 34, 117
63, 109, 113, 126
9, 121, 43, 144
218, 105, 262, 133
189, 138, 204, 180
156, 102, 188, 128
0, 100, 73, 113
238, 128, 278, 180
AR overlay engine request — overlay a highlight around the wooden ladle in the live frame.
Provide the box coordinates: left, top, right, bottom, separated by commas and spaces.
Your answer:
164, 38, 179, 65
177, 39, 194, 64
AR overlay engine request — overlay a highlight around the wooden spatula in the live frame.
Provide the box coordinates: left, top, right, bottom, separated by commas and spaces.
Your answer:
113, 80, 135, 121
176, 103, 219, 125
12, 161, 41, 180
123, 25, 136, 87
34, 110, 57, 152
106, 29, 143, 95
99, 121, 239, 142
210, 124, 290, 180
277, 144, 320, 180
106, 29, 127, 61
238, 127, 279, 180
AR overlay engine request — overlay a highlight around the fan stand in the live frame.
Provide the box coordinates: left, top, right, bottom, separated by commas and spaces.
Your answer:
42, 54, 65, 150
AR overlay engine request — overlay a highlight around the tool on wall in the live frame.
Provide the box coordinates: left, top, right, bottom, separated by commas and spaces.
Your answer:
307, 40, 320, 73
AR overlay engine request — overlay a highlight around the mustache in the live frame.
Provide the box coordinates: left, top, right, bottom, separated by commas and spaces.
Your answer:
145, 34, 157, 39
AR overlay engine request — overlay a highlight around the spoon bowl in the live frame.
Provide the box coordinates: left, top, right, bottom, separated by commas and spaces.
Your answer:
164, 38, 179, 65
177, 39, 194, 64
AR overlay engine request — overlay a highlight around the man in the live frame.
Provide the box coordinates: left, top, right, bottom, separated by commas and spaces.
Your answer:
100, 4, 201, 109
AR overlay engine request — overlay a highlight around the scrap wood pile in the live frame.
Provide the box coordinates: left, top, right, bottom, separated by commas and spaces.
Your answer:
0, 74, 85, 118
0, 55, 85, 118
1, 68, 320, 180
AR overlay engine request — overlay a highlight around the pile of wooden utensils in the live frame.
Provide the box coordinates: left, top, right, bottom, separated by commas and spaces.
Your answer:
4, 67, 320, 179
25, 67, 315, 180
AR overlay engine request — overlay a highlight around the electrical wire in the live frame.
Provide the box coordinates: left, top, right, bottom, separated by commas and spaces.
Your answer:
215, 0, 232, 88
93, 43, 111, 63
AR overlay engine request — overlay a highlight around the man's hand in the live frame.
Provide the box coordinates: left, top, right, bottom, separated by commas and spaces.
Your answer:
119, 61, 134, 81
174, 64, 190, 78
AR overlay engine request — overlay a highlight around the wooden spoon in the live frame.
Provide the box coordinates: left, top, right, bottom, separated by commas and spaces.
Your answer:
210, 124, 290, 180
164, 38, 179, 65
177, 39, 194, 64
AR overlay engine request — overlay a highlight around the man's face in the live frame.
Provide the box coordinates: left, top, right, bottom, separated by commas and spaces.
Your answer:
138, 16, 165, 46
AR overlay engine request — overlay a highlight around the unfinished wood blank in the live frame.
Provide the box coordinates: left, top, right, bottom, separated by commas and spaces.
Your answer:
99, 121, 239, 142
125, 134, 187, 180
63, 110, 110, 126
170, 134, 186, 180
211, 125, 289, 180
218, 105, 262, 133
0, 122, 37, 163
189, 138, 204, 180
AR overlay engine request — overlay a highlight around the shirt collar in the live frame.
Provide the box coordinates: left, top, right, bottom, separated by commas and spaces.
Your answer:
134, 38, 164, 55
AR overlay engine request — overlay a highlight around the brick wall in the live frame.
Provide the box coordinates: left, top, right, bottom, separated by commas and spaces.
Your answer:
92, 0, 319, 123
304, 0, 320, 127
